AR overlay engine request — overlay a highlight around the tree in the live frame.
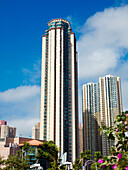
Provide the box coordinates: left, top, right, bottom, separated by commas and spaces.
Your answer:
80, 150, 92, 164
91, 152, 102, 170
36, 140, 60, 169
22, 142, 30, 157
73, 158, 82, 170
0, 156, 5, 170
94, 111, 128, 169
3, 151, 29, 170
21, 142, 35, 164
3, 142, 35, 170
73, 150, 92, 169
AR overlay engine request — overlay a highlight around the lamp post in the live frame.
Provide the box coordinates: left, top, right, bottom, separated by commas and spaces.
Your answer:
83, 160, 97, 170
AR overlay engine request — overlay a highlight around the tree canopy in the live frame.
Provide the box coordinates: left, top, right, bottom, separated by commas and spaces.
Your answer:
92, 111, 128, 169
36, 140, 60, 170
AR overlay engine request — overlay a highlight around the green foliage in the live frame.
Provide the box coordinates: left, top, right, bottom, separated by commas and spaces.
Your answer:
96, 111, 128, 169
73, 158, 82, 170
91, 152, 102, 170
21, 142, 35, 163
36, 140, 60, 169
0, 156, 5, 170
60, 164, 66, 169
80, 150, 92, 161
2, 142, 36, 169
22, 142, 30, 153
3, 151, 29, 170
73, 150, 92, 169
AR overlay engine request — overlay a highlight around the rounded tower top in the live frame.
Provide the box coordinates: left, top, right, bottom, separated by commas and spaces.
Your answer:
47, 18, 72, 31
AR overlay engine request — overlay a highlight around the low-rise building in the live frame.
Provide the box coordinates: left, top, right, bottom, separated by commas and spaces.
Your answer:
0, 137, 46, 169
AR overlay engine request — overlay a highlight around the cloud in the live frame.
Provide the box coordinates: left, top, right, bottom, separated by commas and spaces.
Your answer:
78, 5, 128, 79
0, 85, 40, 102
0, 85, 40, 137
22, 60, 41, 85
77, 5, 128, 116
9, 118, 39, 137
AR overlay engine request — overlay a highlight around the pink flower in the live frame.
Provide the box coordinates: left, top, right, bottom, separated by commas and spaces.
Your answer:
117, 153, 122, 159
102, 165, 106, 168
116, 129, 118, 132
126, 114, 128, 117
126, 166, 128, 170
112, 164, 118, 169
98, 159, 103, 163
124, 121, 128, 125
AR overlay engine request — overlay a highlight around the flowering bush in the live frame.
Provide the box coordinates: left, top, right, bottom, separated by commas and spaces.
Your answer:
96, 111, 128, 169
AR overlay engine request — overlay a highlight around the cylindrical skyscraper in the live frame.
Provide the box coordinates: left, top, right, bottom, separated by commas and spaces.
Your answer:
40, 19, 78, 162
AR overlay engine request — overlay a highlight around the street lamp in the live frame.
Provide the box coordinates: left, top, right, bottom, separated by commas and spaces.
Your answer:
83, 160, 97, 170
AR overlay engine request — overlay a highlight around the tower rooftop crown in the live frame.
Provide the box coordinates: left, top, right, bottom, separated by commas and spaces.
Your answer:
48, 18, 70, 25
47, 18, 71, 29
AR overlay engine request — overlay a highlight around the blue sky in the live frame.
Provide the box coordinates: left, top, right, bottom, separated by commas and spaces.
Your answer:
0, 0, 128, 137
0, 0, 118, 91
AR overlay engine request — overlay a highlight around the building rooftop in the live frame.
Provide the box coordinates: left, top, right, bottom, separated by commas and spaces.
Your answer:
19, 139, 43, 146
47, 18, 70, 26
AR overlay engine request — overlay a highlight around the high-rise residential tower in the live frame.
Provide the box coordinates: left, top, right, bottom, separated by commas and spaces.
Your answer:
99, 75, 123, 156
0, 120, 16, 139
40, 19, 78, 162
32, 122, 40, 140
78, 123, 83, 156
0, 120, 7, 137
83, 75, 123, 157
83, 83, 101, 158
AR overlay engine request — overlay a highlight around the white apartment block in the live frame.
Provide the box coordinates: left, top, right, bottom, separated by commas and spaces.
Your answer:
40, 19, 79, 162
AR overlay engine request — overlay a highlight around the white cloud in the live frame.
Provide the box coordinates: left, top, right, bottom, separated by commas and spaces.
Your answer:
78, 5, 128, 79
0, 85, 40, 137
77, 5, 128, 117
22, 60, 41, 84
0, 85, 40, 102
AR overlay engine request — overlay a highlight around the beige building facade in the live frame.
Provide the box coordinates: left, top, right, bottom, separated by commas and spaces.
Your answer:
83, 75, 122, 157
99, 75, 123, 156
83, 83, 101, 158
0, 136, 44, 167
40, 18, 78, 162
78, 123, 83, 156
32, 122, 40, 140
0, 125, 16, 138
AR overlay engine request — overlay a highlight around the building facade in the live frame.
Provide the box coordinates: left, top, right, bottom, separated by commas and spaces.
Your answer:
0, 137, 45, 169
0, 120, 7, 137
78, 123, 83, 156
99, 75, 123, 156
32, 122, 40, 140
40, 18, 78, 162
83, 83, 101, 158
0, 120, 16, 139
83, 75, 122, 157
